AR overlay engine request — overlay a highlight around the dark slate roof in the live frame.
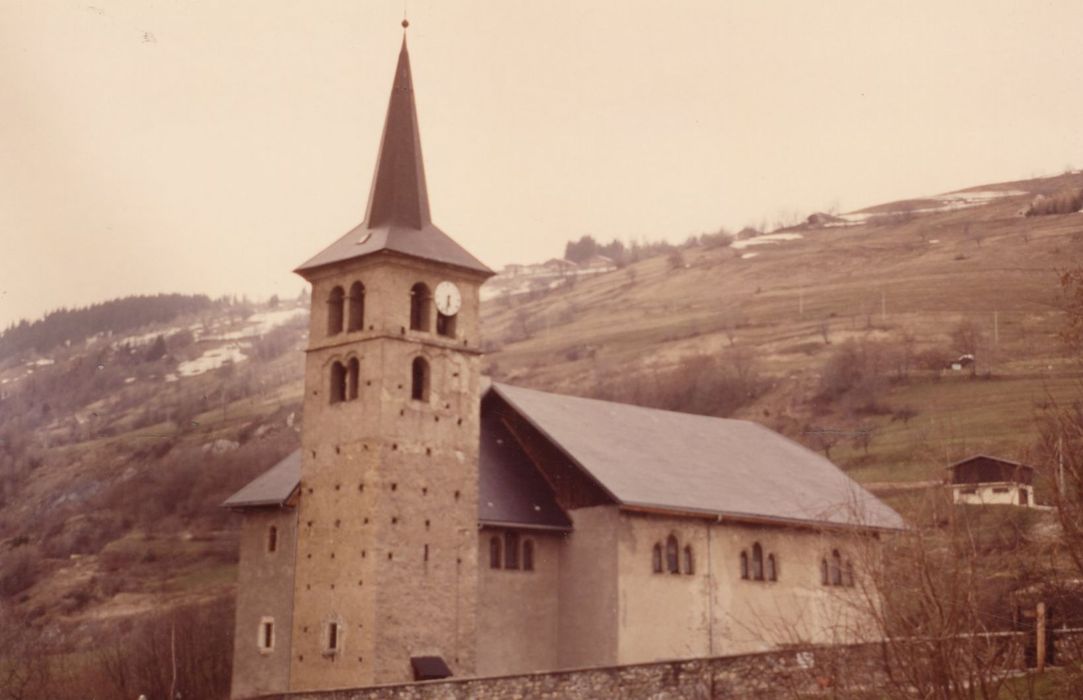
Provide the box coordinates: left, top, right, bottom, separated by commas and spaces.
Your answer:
223, 414, 570, 530
295, 38, 492, 278
479, 409, 572, 531
946, 454, 1035, 471
491, 383, 904, 531
222, 450, 301, 508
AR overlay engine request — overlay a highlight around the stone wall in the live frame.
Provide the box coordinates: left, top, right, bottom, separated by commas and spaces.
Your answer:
258, 644, 889, 700
254, 630, 1083, 700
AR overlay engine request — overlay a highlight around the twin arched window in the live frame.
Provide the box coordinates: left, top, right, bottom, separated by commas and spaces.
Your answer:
328, 282, 365, 336
740, 542, 778, 582
489, 532, 534, 572
652, 534, 694, 575
822, 549, 855, 587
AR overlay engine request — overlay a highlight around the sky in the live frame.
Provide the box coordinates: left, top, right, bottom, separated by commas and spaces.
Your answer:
3, 0, 1083, 328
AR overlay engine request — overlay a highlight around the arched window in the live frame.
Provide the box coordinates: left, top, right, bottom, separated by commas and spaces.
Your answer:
347, 281, 365, 332
652, 544, 663, 573
329, 361, 347, 404
740, 551, 749, 580
411, 357, 429, 401
752, 542, 764, 581
683, 546, 694, 575
489, 536, 501, 569
665, 535, 679, 574
327, 286, 345, 336
410, 283, 431, 332
347, 357, 360, 401
505, 532, 520, 570
766, 554, 777, 582
523, 539, 535, 571
820, 558, 829, 585
843, 560, 855, 587
830, 549, 843, 586
267, 526, 278, 553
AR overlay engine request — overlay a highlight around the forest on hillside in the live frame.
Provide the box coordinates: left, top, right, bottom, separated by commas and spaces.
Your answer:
0, 294, 223, 359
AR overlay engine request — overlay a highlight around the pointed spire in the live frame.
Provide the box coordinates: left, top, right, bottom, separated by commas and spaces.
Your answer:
364, 36, 431, 230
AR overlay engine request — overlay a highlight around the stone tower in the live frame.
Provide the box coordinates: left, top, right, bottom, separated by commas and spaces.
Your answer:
289, 34, 493, 691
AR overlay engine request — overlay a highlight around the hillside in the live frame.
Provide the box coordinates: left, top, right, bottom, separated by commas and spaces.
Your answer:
0, 170, 1081, 689
481, 172, 1083, 491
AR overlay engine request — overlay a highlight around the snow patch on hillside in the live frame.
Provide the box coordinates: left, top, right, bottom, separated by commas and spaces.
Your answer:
170, 344, 247, 380
731, 233, 803, 250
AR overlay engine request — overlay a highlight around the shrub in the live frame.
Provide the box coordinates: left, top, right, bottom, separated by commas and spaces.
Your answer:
1024, 188, 1083, 216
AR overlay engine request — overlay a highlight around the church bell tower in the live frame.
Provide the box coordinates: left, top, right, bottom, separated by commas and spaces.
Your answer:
289, 28, 493, 690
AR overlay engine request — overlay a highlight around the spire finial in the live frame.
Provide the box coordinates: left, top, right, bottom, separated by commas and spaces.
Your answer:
402, 18, 409, 29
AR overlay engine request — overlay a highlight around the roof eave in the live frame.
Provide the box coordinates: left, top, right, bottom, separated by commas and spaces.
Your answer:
618, 502, 906, 534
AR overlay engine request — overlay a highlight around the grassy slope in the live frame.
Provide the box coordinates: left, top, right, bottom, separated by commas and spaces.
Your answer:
481, 171, 1083, 494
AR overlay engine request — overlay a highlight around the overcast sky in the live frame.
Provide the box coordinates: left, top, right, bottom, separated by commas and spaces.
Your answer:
3, 1, 1083, 328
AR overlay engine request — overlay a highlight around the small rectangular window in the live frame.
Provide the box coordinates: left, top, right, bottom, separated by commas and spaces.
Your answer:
258, 617, 274, 653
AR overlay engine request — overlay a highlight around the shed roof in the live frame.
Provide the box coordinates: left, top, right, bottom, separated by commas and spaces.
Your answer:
223, 413, 570, 530
479, 409, 572, 531
221, 450, 301, 508
490, 383, 904, 531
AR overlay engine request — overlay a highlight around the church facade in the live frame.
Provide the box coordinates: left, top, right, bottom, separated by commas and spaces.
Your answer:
224, 34, 903, 699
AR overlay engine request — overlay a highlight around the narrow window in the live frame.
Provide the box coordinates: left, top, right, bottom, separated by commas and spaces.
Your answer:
489, 536, 501, 569
347, 357, 360, 400
820, 558, 829, 585
411, 357, 429, 402
523, 539, 535, 571
267, 526, 278, 553
347, 281, 365, 332
436, 312, 456, 338
843, 560, 855, 587
766, 554, 777, 582
258, 617, 274, 652
752, 543, 764, 581
410, 283, 431, 332
740, 551, 749, 580
683, 546, 694, 575
327, 286, 345, 336
830, 549, 843, 586
505, 532, 520, 570
652, 544, 663, 573
327, 622, 339, 653
665, 535, 679, 574
330, 361, 347, 404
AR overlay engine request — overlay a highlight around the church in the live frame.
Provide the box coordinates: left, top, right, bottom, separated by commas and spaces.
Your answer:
223, 30, 904, 699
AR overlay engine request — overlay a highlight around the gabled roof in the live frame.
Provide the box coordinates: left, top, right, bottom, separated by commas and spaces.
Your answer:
490, 383, 904, 531
222, 450, 301, 508
946, 454, 1035, 472
295, 38, 492, 278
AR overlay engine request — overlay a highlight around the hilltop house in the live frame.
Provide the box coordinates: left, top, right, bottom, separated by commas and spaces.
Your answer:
222, 31, 904, 699
947, 454, 1036, 507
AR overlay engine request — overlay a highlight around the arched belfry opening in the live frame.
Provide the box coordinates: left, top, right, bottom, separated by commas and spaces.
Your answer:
327, 286, 345, 336
410, 283, 431, 332
347, 281, 365, 332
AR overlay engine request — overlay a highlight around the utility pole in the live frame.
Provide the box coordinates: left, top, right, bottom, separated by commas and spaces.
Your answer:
881, 289, 887, 321
994, 310, 999, 346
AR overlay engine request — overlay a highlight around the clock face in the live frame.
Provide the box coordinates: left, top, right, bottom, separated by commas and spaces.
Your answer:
434, 281, 462, 316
